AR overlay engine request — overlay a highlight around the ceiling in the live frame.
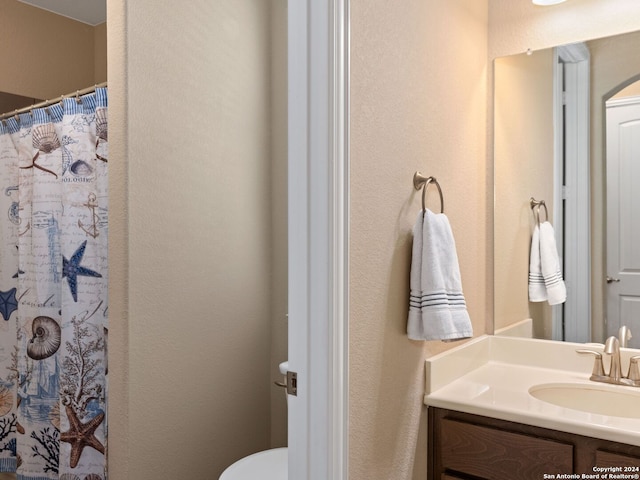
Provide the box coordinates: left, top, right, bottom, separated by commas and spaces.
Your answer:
18, 0, 106, 26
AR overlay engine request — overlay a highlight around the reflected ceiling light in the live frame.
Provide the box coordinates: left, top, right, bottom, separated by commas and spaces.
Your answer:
532, 0, 567, 4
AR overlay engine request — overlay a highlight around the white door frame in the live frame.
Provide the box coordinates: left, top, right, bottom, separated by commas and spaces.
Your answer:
553, 43, 591, 342
288, 1, 349, 479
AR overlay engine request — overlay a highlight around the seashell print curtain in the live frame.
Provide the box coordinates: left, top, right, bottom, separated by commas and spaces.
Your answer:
0, 88, 108, 480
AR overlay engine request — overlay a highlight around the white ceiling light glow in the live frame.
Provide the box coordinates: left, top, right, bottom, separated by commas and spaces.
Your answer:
532, 0, 567, 5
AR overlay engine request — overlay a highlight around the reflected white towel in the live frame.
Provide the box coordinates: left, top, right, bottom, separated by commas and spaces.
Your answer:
528, 221, 566, 305
528, 225, 547, 302
407, 209, 473, 341
539, 221, 566, 305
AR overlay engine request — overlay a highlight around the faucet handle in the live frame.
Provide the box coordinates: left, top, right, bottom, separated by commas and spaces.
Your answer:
619, 326, 632, 348
576, 349, 605, 377
628, 355, 640, 381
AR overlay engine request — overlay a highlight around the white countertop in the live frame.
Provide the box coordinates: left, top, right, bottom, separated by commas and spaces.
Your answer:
424, 335, 640, 446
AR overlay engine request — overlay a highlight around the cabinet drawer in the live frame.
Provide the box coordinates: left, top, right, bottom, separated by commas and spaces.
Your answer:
440, 418, 573, 480
596, 450, 640, 469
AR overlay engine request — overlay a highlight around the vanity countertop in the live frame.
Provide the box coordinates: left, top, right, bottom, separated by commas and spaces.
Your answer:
424, 334, 640, 446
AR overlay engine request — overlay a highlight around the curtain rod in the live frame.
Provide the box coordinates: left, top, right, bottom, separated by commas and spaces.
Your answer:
0, 82, 108, 122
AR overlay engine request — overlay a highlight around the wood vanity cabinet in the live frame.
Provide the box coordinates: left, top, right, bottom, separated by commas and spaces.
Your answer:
428, 407, 640, 480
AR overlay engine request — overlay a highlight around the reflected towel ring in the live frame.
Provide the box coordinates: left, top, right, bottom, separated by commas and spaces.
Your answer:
530, 197, 548, 225
413, 172, 444, 213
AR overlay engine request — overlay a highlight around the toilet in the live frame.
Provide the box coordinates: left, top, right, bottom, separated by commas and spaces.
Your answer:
219, 447, 287, 480
219, 362, 289, 480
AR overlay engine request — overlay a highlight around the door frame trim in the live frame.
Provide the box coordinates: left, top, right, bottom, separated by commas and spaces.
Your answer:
553, 43, 591, 342
288, 0, 349, 478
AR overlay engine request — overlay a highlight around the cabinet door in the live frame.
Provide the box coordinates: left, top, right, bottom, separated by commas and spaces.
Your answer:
596, 450, 640, 468
440, 418, 573, 480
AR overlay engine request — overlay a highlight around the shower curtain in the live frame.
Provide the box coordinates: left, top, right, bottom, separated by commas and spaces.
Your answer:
0, 88, 108, 480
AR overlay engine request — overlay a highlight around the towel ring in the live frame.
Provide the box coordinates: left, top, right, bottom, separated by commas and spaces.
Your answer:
413, 172, 444, 213
530, 197, 548, 225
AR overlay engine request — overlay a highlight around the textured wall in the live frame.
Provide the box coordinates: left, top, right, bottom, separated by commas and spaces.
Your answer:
349, 1, 489, 479
108, 1, 276, 478
269, 0, 289, 449
106, 2, 128, 478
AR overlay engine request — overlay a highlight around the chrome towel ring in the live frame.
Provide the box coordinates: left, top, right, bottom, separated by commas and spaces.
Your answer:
413, 172, 444, 214
530, 197, 548, 225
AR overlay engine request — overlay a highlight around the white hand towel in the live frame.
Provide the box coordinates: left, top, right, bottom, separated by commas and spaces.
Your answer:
407, 209, 473, 341
408, 210, 424, 335
539, 221, 566, 305
528, 224, 547, 302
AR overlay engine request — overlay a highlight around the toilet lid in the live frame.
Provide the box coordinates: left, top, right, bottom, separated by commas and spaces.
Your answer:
219, 447, 288, 480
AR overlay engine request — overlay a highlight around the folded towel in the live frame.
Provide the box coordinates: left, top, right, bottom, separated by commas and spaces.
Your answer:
539, 221, 566, 305
407, 209, 473, 341
528, 224, 547, 302
528, 221, 566, 305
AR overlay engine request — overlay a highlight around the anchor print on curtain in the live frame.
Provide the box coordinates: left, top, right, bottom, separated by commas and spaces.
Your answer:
0, 88, 108, 480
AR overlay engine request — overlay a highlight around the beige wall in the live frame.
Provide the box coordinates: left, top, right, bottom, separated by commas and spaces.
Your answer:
269, 0, 289, 449
493, 50, 554, 337
0, 0, 97, 100
108, 1, 285, 478
106, 2, 128, 477
349, 1, 489, 479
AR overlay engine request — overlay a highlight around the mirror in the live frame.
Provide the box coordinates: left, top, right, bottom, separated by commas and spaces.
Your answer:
494, 29, 640, 346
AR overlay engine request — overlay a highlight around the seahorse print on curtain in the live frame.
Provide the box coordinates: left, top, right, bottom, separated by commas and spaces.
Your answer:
0, 88, 108, 480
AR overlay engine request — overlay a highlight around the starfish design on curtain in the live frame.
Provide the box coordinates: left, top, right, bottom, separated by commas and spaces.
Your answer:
60, 405, 105, 469
0, 288, 17, 321
63, 240, 102, 302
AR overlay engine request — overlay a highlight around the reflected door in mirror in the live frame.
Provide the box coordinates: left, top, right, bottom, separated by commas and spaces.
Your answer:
605, 96, 640, 348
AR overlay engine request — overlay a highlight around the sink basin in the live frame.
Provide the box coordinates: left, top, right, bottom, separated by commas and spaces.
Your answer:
529, 383, 640, 418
